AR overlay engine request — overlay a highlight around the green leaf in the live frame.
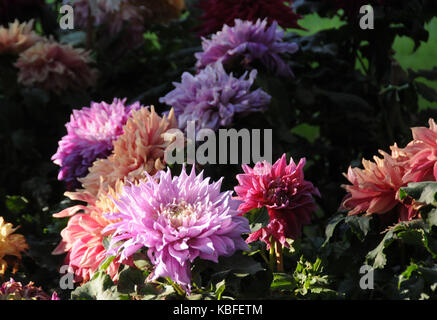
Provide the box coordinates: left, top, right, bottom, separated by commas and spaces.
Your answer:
400, 182, 437, 205
322, 214, 345, 246
132, 252, 153, 271
71, 272, 121, 300
271, 273, 297, 291
345, 215, 371, 241
117, 266, 147, 294
245, 207, 270, 233
366, 228, 397, 269
5, 195, 28, 214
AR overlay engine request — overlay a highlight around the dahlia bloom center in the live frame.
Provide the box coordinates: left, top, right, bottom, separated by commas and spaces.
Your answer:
159, 200, 202, 227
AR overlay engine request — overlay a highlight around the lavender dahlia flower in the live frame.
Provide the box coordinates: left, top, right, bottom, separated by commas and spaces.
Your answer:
104, 166, 250, 292
195, 19, 299, 78
52, 98, 142, 189
159, 63, 271, 131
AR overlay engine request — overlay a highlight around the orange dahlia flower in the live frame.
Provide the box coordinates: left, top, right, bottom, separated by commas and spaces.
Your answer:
0, 217, 28, 275
0, 19, 41, 54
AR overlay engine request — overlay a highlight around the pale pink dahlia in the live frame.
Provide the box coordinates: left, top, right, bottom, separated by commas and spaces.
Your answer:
104, 166, 250, 292
234, 154, 320, 248
14, 40, 98, 93
195, 19, 299, 77
52, 98, 142, 190
341, 149, 418, 221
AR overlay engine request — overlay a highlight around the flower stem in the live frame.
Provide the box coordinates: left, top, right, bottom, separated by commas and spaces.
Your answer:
269, 237, 275, 271
275, 240, 284, 272
167, 278, 186, 297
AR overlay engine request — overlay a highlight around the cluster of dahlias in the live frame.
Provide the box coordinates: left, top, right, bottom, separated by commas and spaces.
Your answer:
342, 119, 437, 223
51, 98, 254, 291
0, 278, 59, 300
196, 0, 302, 36
52, 93, 320, 292
160, 18, 299, 131
0, 217, 28, 275
0, 19, 97, 93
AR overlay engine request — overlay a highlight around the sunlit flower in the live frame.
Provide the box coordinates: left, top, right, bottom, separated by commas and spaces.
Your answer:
104, 166, 250, 292
197, 0, 302, 36
341, 149, 418, 221
0, 19, 41, 54
14, 40, 98, 93
0, 217, 28, 275
234, 154, 320, 248
401, 119, 437, 183
52, 98, 143, 190
52, 181, 127, 283
0, 278, 59, 300
195, 19, 299, 77
160, 62, 271, 131
79, 107, 178, 197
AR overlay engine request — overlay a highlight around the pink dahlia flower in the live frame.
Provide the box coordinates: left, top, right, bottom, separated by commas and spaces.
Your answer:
52, 98, 142, 190
52, 182, 128, 283
401, 119, 437, 183
104, 166, 250, 292
159, 62, 271, 131
234, 154, 320, 248
341, 149, 418, 222
195, 19, 299, 77
14, 40, 98, 93
197, 0, 302, 37
0, 278, 58, 300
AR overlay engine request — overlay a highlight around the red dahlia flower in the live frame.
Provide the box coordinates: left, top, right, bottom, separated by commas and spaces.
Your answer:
234, 154, 320, 248
197, 0, 302, 36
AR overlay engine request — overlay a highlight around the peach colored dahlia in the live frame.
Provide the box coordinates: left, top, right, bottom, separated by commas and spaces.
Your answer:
0, 217, 28, 275
14, 40, 98, 93
0, 19, 41, 54
78, 107, 178, 197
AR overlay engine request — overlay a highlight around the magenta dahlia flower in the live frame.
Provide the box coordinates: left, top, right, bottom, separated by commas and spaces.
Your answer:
234, 154, 320, 248
195, 19, 299, 78
104, 166, 250, 292
52, 98, 142, 190
197, 0, 302, 37
159, 62, 271, 131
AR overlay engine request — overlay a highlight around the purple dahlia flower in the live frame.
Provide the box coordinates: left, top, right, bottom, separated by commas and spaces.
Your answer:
104, 166, 250, 292
159, 62, 271, 131
52, 98, 142, 190
195, 19, 299, 77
